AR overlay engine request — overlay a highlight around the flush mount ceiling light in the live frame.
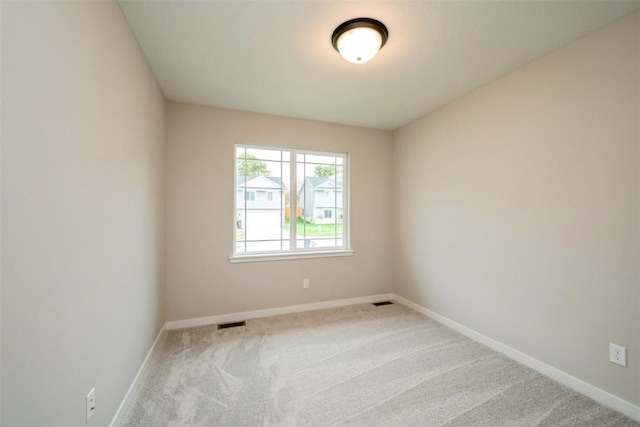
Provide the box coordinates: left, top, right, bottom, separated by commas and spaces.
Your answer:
331, 18, 388, 64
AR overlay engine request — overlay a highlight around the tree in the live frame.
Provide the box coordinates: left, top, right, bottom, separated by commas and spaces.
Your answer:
314, 165, 335, 177
238, 153, 270, 176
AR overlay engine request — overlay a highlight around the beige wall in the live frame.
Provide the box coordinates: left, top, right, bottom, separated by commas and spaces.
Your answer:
165, 103, 392, 321
392, 10, 640, 405
1, 2, 165, 426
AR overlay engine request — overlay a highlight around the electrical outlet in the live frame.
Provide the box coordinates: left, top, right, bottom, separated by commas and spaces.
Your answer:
86, 387, 96, 422
303, 278, 310, 289
609, 343, 627, 367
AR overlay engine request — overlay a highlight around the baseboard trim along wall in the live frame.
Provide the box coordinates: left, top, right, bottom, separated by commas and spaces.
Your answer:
109, 324, 167, 427
391, 294, 640, 422
165, 293, 395, 330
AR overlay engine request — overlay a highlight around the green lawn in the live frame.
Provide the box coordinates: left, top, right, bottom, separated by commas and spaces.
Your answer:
284, 217, 343, 237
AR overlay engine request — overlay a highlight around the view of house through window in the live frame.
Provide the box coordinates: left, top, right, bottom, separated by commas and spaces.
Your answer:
235, 145, 347, 255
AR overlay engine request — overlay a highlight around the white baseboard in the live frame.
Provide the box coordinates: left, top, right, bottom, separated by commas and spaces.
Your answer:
109, 324, 166, 427
165, 293, 395, 330
391, 294, 640, 422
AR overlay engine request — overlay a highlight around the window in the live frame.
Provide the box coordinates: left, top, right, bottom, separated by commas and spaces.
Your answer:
233, 144, 350, 260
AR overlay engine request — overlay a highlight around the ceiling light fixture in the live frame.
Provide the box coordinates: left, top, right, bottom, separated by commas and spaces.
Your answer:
331, 18, 388, 64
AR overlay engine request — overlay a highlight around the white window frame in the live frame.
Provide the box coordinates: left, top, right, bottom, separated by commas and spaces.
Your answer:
231, 144, 353, 263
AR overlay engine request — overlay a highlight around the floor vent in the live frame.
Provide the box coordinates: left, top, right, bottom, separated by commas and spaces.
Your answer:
217, 321, 246, 329
372, 301, 394, 306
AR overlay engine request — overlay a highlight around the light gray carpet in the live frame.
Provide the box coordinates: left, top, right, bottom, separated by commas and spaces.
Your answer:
121, 303, 638, 426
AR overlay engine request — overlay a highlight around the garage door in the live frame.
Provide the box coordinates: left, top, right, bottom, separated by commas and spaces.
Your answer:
246, 210, 281, 228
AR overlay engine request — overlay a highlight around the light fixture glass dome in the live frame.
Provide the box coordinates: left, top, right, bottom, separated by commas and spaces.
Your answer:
336, 26, 383, 64
332, 18, 388, 65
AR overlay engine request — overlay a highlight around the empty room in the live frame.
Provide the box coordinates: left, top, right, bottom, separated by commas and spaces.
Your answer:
1, 1, 639, 426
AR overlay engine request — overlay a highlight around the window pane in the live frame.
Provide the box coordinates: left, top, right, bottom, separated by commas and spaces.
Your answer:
235, 146, 288, 254
304, 154, 336, 165
295, 152, 344, 250
246, 241, 284, 253
242, 147, 283, 162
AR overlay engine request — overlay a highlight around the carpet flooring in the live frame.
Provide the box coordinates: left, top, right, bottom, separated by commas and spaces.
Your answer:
121, 303, 638, 426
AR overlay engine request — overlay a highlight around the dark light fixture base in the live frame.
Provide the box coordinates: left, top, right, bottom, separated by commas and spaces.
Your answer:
331, 18, 389, 53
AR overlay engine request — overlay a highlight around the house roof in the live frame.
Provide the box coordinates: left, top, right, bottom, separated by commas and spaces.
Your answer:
237, 175, 287, 190
301, 177, 342, 191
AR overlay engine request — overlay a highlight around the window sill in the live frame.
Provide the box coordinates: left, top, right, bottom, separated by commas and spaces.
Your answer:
229, 250, 355, 264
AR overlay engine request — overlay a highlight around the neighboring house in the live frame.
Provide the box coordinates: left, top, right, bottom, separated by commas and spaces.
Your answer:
298, 177, 343, 224
237, 175, 286, 227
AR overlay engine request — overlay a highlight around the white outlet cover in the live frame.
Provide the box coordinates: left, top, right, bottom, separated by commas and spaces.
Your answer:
609, 343, 627, 367
86, 387, 96, 421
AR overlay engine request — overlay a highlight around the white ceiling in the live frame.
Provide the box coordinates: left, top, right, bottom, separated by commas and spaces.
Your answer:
118, 1, 639, 130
